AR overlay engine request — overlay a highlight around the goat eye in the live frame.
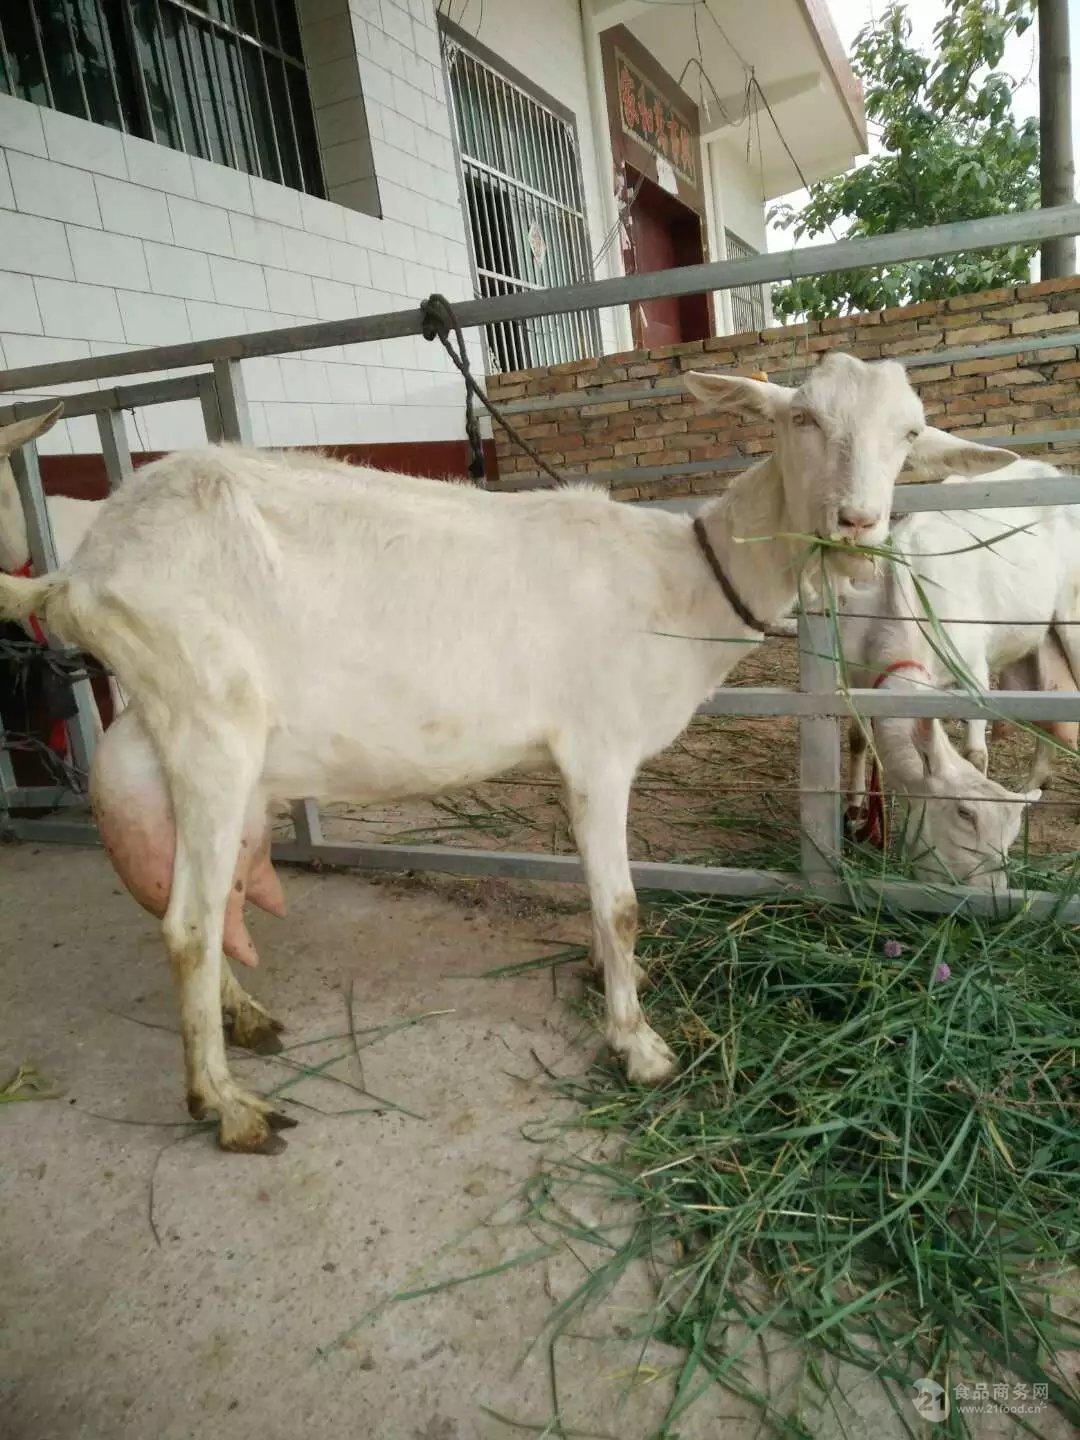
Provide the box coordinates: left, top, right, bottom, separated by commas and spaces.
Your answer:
906, 428, 921, 443
957, 806, 977, 826
793, 411, 818, 429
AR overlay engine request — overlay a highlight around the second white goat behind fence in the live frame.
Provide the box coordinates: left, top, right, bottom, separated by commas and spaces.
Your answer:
840, 458, 1080, 889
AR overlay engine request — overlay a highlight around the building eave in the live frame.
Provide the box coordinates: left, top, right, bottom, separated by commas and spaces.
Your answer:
794, 0, 869, 153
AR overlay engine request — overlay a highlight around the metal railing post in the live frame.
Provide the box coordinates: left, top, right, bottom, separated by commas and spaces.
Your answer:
198, 372, 225, 443
10, 441, 100, 782
798, 593, 844, 883
0, 715, 19, 828
212, 358, 252, 444
96, 408, 133, 490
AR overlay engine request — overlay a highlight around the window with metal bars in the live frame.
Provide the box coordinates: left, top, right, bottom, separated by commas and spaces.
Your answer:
724, 229, 767, 335
441, 26, 601, 375
0, 1, 324, 198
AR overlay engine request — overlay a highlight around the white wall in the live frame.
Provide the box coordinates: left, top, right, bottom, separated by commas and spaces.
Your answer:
0, 0, 476, 457
705, 137, 772, 333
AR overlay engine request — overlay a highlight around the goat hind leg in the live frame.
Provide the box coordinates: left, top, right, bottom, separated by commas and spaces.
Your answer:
157, 714, 294, 1153
562, 758, 675, 1084
221, 962, 284, 1055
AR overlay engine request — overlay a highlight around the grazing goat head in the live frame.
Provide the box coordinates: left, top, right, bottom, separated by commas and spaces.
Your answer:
685, 353, 1015, 585
0, 403, 64, 572
901, 718, 1040, 895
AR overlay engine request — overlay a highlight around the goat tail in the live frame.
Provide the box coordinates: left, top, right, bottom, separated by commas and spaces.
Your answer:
0, 569, 61, 625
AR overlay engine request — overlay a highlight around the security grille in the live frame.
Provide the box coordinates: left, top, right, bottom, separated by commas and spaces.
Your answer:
725, 229, 767, 334
442, 32, 601, 374
0, 1, 324, 197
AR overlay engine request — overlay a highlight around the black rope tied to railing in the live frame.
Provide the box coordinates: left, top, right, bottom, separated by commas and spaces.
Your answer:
419, 293, 566, 490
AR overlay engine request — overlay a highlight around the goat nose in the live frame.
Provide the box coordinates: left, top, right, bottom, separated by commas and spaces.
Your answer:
837, 506, 881, 533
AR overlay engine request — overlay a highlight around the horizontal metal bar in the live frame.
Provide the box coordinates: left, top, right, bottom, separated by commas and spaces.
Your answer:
698, 687, 1080, 721
2, 786, 85, 809
270, 838, 1080, 920
904, 329, 1080, 370
496, 330, 1080, 418
0, 373, 206, 424
511, 441, 1080, 495
10, 816, 1080, 921
500, 454, 749, 491
3, 817, 100, 844
893, 470, 1080, 512
1, 206, 1078, 392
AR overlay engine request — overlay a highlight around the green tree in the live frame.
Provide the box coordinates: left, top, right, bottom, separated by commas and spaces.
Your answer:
769, 0, 1039, 320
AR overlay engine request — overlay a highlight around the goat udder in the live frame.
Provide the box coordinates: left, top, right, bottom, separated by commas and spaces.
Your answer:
90, 713, 283, 966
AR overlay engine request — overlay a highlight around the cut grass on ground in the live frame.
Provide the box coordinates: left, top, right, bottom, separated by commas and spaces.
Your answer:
529, 878, 1080, 1438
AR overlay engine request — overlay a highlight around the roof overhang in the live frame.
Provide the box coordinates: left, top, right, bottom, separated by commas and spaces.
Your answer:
589, 0, 867, 198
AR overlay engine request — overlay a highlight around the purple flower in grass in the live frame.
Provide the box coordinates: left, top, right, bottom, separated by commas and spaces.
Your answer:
882, 939, 903, 959
933, 961, 952, 984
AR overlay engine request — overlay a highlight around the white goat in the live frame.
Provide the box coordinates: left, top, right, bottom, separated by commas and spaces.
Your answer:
841, 457, 1080, 890
0, 353, 1015, 1153
0, 404, 123, 728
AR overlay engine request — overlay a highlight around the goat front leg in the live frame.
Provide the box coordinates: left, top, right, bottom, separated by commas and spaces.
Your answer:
963, 655, 991, 773
221, 962, 284, 1055
157, 717, 294, 1153
561, 758, 676, 1084
964, 718, 989, 774
847, 717, 870, 817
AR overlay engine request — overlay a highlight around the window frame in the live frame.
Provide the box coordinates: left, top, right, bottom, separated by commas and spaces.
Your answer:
0, 0, 325, 199
724, 228, 768, 335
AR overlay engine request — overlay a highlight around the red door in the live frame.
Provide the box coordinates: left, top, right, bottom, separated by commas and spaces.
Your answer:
625, 168, 711, 349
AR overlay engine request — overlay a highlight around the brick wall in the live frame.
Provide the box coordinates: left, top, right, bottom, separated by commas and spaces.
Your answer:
486, 277, 1080, 499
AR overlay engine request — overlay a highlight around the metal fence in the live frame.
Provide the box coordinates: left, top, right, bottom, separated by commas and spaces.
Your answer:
4, 203, 1080, 924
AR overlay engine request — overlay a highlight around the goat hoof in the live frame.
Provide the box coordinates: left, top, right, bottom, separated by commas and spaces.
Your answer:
618, 1023, 677, 1085
205, 1084, 295, 1154
224, 1006, 285, 1055
219, 1127, 289, 1157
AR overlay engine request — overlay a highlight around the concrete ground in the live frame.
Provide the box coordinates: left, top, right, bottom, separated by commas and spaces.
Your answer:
2, 843, 746, 1440
3, 844, 1074, 1440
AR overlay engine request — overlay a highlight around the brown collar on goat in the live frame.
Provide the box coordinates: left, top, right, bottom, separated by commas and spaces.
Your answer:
692, 516, 767, 634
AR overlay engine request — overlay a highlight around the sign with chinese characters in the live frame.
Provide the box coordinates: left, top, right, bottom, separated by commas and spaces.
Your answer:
615, 49, 696, 187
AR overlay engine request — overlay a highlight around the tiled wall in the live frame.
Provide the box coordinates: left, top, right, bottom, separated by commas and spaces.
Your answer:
487, 278, 1080, 498
0, 0, 476, 459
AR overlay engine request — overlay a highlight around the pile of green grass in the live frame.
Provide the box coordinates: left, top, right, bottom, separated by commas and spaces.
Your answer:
533, 886, 1080, 1436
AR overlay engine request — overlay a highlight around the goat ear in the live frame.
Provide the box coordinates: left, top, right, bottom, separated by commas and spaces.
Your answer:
907, 426, 1018, 479
0, 403, 64, 457
684, 371, 792, 420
